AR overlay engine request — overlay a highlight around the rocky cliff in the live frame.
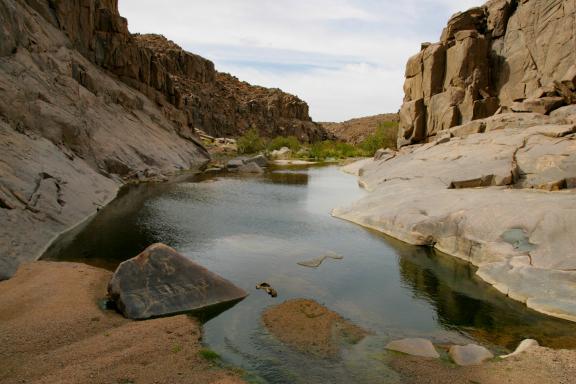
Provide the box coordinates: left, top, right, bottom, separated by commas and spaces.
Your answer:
399, 0, 576, 146
0, 0, 323, 280
336, 0, 576, 323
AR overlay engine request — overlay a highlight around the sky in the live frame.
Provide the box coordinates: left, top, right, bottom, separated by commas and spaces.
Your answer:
118, 1, 485, 122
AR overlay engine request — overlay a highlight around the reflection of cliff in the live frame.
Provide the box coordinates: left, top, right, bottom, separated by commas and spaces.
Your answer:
266, 171, 310, 186
396, 246, 576, 349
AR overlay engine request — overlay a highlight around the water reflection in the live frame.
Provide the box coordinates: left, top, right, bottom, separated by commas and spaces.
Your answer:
396, 242, 576, 349
42, 165, 576, 382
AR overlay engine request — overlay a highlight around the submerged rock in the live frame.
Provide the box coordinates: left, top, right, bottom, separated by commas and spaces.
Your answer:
449, 344, 494, 366
108, 243, 248, 319
262, 299, 367, 358
297, 252, 344, 268
386, 338, 440, 359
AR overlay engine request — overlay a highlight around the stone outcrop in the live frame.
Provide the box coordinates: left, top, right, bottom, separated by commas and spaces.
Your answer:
0, 0, 325, 280
107, 243, 248, 319
339, 0, 576, 322
335, 111, 576, 322
399, 0, 576, 146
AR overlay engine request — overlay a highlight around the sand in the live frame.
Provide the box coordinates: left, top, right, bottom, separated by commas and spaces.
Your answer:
262, 298, 367, 358
389, 346, 576, 384
0, 261, 244, 384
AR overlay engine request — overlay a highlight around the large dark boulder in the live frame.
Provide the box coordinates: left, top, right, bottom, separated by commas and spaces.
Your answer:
107, 243, 248, 319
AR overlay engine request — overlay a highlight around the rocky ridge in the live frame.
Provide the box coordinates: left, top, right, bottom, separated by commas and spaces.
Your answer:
336, 0, 576, 322
0, 0, 324, 280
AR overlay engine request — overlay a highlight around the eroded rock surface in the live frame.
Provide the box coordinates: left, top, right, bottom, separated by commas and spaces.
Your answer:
399, 0, 576, 146
108, 243, 248, 319
334, 117, 576, 322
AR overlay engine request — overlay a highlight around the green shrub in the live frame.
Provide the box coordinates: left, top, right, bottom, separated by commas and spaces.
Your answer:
359, 121, 399, 155
308, 140, 364, 160
267, 136, 301, 152
199, 348, 221, 361
237, 128, 266, 154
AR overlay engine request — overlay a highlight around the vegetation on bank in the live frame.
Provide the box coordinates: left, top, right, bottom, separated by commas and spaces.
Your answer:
237, 121, 398, 160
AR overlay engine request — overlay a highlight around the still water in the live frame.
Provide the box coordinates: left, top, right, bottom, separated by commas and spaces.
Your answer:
43, 165, 576, 383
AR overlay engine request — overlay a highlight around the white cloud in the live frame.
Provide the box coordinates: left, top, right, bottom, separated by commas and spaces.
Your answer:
118, 0, 486, 122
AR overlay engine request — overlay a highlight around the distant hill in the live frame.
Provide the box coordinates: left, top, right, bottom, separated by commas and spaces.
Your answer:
320, 113, 399, 144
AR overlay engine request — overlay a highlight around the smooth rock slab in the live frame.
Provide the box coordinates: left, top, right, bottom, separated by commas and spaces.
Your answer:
449, 344, 494, 366
386, 338, 440, 358
108, 243, 248, 319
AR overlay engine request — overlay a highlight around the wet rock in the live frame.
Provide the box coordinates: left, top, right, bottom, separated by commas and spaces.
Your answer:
449, 344, 494, 366
108, 243, 248, 319
501, 339, 539, 359
297, 252, 344, 268
386, 338, 440, 359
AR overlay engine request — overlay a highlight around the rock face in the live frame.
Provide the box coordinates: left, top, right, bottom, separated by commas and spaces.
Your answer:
337, 0, 576, 323
108, 243, 247, 319
0, 0, 324, 280
334, 112, 576, 322
399, 0, 576, 146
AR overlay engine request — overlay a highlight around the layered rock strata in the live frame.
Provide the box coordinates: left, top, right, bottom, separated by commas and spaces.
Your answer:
399, 0, 576, 147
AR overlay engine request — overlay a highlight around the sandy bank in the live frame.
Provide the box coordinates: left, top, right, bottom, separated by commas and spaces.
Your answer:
0, 261, 244, 384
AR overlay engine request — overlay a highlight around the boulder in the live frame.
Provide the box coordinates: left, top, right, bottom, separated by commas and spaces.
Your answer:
500, 339, 539, 359
386, 338, 440, 359
226, 158, 245, 171
449, 344, 494, 366
245, 154, 268, 168
270, 147, 292, 160
238, 162, 264, 174
107, 243, 248, 319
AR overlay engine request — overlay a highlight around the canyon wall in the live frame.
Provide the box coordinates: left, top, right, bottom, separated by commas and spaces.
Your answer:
336, 0, 576, 322
0, 0, 324, 280
399, 0, 576, 146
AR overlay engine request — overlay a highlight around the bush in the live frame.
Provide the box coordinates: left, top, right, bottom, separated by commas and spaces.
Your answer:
267, 136, 301, 152
359, 121, 399, 156
308, 140, 364, 160
237, 128, 266, 154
